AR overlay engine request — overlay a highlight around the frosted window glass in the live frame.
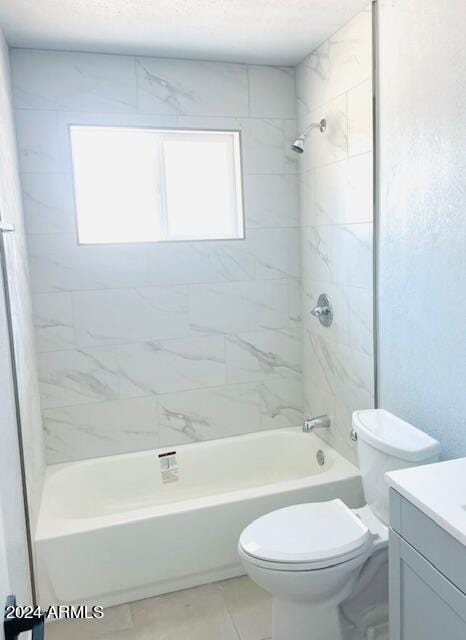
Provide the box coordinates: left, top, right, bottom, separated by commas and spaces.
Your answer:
70, 126, 244, 244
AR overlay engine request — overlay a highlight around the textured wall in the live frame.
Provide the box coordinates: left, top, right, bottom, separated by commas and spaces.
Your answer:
0, 30, 45, 538
11, 50, 304, 463
377, 0, 466, 459
296, 5, 374, 465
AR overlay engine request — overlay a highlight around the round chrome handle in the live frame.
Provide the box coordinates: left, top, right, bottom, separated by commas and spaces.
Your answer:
310, 294, 333, 327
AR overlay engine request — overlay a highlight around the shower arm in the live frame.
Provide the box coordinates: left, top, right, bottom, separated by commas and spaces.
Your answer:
301, 119, 327, 140
302, 122, 320, 139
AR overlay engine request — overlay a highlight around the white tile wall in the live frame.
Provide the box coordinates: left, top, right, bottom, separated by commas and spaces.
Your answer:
238, 117, 285, 174
314, 155, 373, 227
21, 172, 74, 234
11, 49, 303, 462
296, 4, 374, 465
135, 58, 249, 116
43, 397, 158, 464
32, 292, 74, 352
12, 50, 139, 112
243, 174, 299, 229
14, 109, 61, 173
226, 329, 301, 384
300, 226, 333, 286
157, 384, 261, 446
117, 336, 226, 396
73, 287, 189, 346
188, 280, 290, 335
253, 228, 300, 280
27, 233, 151, 292
37, 346, 119, 409
147, 239, 256, 285
348, 79, 373, 157
332, 223, 373, 289
0, 29, 44, 595
248, 66, 296, 118
296, 41, 330, 121
328, 6, 372, 98
258, 377, 303, 430
12, 10, 372, 466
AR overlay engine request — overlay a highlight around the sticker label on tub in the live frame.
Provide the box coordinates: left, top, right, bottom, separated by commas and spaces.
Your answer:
158, 451, 179, 483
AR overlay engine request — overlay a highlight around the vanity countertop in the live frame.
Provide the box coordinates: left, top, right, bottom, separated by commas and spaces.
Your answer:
385, 457, 466, 546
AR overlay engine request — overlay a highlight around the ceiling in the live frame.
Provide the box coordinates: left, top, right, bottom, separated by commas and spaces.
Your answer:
0, 0, 369, 65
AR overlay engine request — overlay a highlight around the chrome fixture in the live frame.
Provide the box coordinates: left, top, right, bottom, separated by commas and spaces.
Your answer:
316, 449, 325, 466
310, 293, 333, 327
303, 415, 331, 433
351, 429, 358, 442
291, 118, 327, 153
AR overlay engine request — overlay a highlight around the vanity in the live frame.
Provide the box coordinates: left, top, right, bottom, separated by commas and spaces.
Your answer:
386, 458, 466, 639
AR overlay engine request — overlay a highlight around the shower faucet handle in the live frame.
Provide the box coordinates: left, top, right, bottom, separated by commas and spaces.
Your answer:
310, 294, 333, 327
310, 305, 329, 318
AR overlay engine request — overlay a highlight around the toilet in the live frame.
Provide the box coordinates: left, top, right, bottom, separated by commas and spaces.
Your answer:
238, 409, 441, 640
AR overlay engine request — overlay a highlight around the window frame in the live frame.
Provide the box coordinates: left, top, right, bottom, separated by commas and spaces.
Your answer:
68, 124, 246, 247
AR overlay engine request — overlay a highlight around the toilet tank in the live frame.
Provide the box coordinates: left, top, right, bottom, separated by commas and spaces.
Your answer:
353, 409, 440, 524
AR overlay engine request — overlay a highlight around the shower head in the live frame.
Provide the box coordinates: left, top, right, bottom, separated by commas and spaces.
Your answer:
291, 118, 327, 153
291, 137, 305, 154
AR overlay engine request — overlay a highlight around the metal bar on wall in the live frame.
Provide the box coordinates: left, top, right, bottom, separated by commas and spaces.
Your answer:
371, 0, 380, 409
0, 221, 37, 604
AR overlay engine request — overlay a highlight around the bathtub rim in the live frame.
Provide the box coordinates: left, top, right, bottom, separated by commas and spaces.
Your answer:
36, 427, 361, 541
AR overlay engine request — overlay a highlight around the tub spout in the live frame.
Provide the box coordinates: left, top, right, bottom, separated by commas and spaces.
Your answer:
303, 415, 331, 433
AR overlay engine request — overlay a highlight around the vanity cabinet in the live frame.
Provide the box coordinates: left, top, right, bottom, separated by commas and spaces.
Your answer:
389, 489, 466, 640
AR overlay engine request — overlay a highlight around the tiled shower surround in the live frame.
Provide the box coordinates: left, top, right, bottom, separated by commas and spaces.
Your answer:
11, 50, 303, 463
297, 6, 374, 464
11, 4, 373, 466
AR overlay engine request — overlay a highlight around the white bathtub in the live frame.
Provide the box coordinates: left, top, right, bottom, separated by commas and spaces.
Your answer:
35, 427, 363, 608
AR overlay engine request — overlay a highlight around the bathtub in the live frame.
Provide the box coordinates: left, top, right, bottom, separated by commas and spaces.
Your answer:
35, 427, 364, 608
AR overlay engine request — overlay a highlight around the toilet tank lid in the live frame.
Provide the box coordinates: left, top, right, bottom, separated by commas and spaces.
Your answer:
352, 409, 440, 462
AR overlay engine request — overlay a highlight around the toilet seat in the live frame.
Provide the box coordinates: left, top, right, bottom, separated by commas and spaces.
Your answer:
239, 499, 373, 572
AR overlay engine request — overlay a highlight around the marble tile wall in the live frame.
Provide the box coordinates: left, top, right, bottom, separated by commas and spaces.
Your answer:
296, 5, 374, 465
10, 50, 303, 463
0, 31, 45, 539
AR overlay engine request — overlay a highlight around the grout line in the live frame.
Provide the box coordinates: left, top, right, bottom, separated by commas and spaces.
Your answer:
36, 326, 302, 360
227, 611, 243, 640
39, 372, 302, 413
31, 276, 296, 296
14, 104, 296, 123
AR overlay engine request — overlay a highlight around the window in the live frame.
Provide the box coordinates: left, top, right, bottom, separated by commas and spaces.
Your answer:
69, 125, 244, 244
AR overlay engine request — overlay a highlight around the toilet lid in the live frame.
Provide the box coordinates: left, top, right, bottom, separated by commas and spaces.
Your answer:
239, 499, 371, 565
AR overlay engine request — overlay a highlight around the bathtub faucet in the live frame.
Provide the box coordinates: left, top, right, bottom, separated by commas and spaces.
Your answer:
302, 415, 331, 433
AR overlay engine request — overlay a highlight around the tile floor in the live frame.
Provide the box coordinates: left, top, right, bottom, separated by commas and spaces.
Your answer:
44, 575, 389, 640
44, 576, 272, 640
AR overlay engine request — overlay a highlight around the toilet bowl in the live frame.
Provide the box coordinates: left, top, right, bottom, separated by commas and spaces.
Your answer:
238, 410, 441, 640
239, 500, 387, 640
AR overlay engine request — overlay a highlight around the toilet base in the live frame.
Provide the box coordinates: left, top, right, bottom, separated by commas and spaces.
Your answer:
272, 596, 343, 640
